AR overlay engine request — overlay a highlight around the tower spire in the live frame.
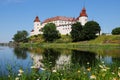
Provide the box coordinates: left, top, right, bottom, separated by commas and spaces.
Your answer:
34, 16, 40, 22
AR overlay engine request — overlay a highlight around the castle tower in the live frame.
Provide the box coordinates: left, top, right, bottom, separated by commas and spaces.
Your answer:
78, 7, 88, 26
33, 16, 41, 35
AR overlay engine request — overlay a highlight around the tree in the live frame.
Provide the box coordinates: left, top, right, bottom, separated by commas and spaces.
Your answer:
83, 21, 101, 40
70, 22, 83, 42
13, 30, 28, 43
43, 23, 61, 42
112, 27, 120, 35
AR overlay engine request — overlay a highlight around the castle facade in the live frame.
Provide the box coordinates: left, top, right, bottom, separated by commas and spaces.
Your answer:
30, 8, 88, 36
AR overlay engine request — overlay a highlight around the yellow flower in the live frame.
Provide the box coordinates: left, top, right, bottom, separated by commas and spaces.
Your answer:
78, 70, 80, 73
112, 78, 117, 80
118, 72, 120, 77
87, 67, 91, 71
90, 75, 96, 80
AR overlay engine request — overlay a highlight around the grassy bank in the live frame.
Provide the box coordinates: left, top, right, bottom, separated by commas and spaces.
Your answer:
21, 35, 120, 49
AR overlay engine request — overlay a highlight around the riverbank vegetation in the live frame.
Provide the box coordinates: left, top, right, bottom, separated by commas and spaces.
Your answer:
21, 35, 120, 49
0, 60, 120, 80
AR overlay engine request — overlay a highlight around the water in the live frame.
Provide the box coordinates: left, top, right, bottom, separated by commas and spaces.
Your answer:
0, 46, 120, 76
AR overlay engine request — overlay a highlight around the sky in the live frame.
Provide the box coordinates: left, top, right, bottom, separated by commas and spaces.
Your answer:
0, 0, 120, 43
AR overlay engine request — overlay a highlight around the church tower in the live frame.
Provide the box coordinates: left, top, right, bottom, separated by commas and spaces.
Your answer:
33, 16, 41, 35
78, 7, 88, 26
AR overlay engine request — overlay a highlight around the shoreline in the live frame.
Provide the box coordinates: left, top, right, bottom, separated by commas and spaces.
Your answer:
21, 42, 120, 50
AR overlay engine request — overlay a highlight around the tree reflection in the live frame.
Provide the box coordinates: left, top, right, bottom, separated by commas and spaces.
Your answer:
71, 50, 98, 67
13, 47, 28, 59
42, 48, 60, 70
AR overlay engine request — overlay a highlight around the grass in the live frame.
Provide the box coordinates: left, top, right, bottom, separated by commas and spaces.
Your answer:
0, 61, 120, 80
21, 35, 120, 50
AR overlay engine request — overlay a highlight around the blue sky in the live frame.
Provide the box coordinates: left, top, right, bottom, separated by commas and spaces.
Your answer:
0, 0, 120, 42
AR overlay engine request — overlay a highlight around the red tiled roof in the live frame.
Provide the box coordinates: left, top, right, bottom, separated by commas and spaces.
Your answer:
80, 7, 88, 17
43, 16, 76, 23
31, 29, 34, 32
34, 16, 40, 22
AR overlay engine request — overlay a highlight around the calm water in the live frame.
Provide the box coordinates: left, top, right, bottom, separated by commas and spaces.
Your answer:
0, 46, 120, 76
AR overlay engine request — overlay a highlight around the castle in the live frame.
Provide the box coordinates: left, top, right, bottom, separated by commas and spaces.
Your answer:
30, 7, 88, 36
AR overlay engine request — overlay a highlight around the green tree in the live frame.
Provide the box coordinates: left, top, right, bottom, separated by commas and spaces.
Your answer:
83, 21, 101, 40
43, 23, 61, 42
112, 27, 120, 35
13, 30, 28, 43
70, 22, 83, 42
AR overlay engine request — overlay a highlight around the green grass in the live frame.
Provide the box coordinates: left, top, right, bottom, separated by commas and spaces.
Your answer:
0, 61, 120, 80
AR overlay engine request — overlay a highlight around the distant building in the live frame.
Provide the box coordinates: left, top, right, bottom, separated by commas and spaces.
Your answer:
30, 7, 88, 36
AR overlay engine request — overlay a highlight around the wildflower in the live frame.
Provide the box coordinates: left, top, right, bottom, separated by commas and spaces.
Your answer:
8, 75, 10, 78
31, 66, 36, 69
18, 69, 24, 74
99, 65, 103, 68
77, 70, 80, 73
105, 67, 110, 70
118, 67, 120, 69
102, 61, 104, 64
18, 73, 22, 76
112, 77, 117, 80
101, 68, 107, 72
118, 72, 120, 77
40, 67, 45, 70
52, 70, 57, 72
87, 67, 91, 71
49, 62, 52, 63
90, 75, 96, 80
36, 79, 40, 80
15, 77, 19, 80
87, 62, 90, 65
112, 72, 115, 74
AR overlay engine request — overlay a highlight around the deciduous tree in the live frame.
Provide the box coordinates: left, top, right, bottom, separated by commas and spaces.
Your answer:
112, 27, 120, 35
43, 23, 61, 42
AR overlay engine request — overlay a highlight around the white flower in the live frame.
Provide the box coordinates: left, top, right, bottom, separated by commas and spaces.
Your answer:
15, 77, 19, 80
40, 67, 45, 70
31, 66, 36, 69
8, 75, 10, 77
118, 67, 120, 69
99, 65, 103, 68
18, 73, 22, 76
102, 61, 104, 64
90, 75, 96, 79
52, 70, 57, 72
87, 62, 90, 65
18, 69, 24, 74
101, 68, 107, 72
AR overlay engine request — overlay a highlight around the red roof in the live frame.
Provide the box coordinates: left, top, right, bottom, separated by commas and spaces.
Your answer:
80, 7, 88, 17
34, 16, 40, 22
43, 16, 76, 23
31, 29, 34, 32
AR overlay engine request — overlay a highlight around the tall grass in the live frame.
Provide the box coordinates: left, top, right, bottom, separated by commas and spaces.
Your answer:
0, 61, 120, 80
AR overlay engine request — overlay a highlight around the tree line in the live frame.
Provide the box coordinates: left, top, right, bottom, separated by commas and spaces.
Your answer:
12, 21, 120, 43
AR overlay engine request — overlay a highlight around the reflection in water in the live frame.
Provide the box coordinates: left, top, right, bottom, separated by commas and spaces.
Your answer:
28, 48, 120, 71
42, 48, 60, 70
71, 50, 97, 67
0, 46, 120, 76
13, 47, 28, 59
